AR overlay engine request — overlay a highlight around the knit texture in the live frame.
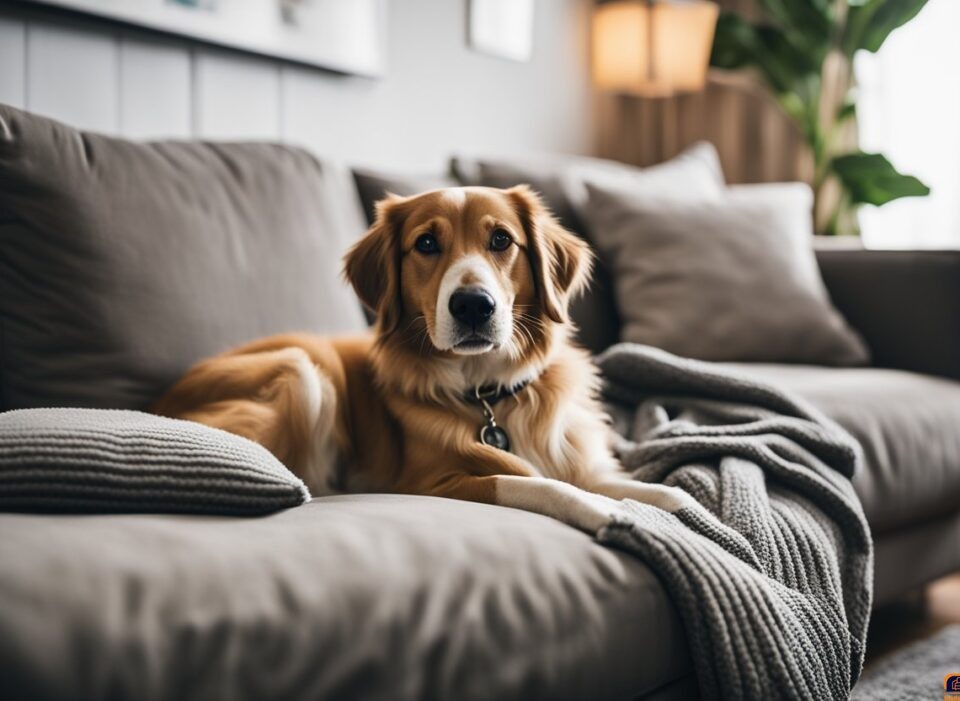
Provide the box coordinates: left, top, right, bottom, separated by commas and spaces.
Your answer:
0, 408, 310, 514
597, 344, 873, 701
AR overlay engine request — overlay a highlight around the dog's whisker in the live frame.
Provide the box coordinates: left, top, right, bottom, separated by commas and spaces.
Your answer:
513, 321, 537, 355
399, 315, 430, 349
416, 325, 432, 356
399, 323, 422, 343
514, 310, 547, 328
514, 315, 546, 347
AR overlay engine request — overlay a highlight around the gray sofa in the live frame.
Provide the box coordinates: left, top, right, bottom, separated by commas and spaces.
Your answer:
788, 249, 960, 604
1, 104, 959, 701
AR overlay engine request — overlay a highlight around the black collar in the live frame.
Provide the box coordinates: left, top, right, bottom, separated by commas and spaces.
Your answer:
465, 378, 534, 406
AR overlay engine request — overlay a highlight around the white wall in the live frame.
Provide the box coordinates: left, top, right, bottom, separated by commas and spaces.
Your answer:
0, 0, 593, 171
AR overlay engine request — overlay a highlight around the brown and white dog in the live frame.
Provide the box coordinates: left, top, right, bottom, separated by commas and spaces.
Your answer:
154, 186, 690, 532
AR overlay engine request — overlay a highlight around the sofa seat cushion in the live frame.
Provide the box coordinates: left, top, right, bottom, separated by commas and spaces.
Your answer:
723, 364, 960, 535
0, 494, 690, 701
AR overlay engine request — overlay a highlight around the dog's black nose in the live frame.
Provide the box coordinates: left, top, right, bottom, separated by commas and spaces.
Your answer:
449, 288, 496, 326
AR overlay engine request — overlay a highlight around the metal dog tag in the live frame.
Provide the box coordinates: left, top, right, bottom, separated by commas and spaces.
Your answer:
475, 388, 511, 452
480, 423, 510, 452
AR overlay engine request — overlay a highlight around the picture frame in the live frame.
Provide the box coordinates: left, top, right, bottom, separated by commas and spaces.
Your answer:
23, 0, 387, 76
468, 0, 535, 63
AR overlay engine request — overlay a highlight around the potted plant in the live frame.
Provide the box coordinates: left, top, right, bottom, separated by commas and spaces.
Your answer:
710, 0, 931, 235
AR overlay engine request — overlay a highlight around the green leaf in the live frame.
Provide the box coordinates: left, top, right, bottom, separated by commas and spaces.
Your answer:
710, 12, 763, 71
843, 0, 928, 55
831, 152, 931, 206
756, 0, 833, 45
754, 25, 821, 92
836, 96, 857, 123
711, 13, 820, 95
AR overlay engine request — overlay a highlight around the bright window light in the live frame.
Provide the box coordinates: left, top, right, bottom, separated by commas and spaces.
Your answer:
855, 0, 960, 249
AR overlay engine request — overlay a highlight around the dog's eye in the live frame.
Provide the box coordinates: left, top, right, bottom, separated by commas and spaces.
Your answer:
489, 229, 513, 252
414, 233, 440, 254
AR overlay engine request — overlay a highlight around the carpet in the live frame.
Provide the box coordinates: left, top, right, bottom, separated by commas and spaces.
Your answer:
852, 625, 960, 699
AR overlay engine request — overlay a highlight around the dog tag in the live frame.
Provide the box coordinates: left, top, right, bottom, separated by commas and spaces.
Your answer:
480, 424, 510, 452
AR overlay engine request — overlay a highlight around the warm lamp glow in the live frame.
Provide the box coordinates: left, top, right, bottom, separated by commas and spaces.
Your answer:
593, 0, 719, 97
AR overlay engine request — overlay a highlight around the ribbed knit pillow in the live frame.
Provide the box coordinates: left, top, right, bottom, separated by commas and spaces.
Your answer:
0, 409, 310, 515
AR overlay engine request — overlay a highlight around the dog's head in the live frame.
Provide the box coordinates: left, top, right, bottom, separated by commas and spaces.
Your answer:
344, 186, 592, 357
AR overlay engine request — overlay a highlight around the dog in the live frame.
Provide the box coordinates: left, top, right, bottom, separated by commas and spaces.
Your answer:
153, 185, 691, 532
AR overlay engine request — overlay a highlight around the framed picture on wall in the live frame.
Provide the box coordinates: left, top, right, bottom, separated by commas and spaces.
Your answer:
23, 0, 387, 76
468, 0, 535, 63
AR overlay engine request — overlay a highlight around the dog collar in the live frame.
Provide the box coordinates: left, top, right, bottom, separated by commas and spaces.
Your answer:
465, 379, 533, 453
466, 379, 533, 407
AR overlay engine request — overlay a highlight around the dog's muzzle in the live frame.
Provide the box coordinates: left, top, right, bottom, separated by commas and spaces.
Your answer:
433, 255, 511, 354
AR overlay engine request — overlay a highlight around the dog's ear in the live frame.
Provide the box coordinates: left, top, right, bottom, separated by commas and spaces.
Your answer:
507, 185, 593, 324
343, 193, 407, 336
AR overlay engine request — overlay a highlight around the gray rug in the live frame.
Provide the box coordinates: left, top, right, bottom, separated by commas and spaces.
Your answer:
852, 625, 960, 700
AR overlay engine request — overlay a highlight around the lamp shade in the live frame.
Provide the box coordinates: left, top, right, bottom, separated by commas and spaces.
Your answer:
593, 0, 719, 97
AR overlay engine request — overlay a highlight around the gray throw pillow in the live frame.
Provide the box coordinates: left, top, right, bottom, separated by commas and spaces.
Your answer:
0, 103, 367, 412
452, 142, 725, 230
581, 181, 870, 365
0, 409, 310, 514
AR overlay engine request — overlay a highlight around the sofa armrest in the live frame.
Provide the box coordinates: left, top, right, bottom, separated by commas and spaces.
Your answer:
815, 249, 960, 380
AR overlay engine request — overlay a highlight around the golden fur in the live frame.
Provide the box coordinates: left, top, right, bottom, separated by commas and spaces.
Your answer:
154, 186, 691, 531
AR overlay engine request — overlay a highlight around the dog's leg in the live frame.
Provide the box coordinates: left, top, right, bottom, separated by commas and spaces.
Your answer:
491, 475, 623, 532
418, 448, 623, 533
155, 347, 317, 408
154, 347, 340, 494
301, 371, 341, 497
588, 474, 696, 513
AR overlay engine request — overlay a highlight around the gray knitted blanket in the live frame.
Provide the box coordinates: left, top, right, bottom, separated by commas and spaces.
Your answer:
596, 344, 873, 701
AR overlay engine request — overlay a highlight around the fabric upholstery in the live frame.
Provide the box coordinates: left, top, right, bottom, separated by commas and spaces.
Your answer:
724, 363, 960, 536
872, 509, 960, 605
0, 408, 309, 515
0, 494, 690, 701
0, 103, 367, 411
451, 142, 725, 220
568, 142, 725, 208
815, 249, 960, 381
581, 181, 869, 364
352, 168, 457, 226
450, 143, 725, 355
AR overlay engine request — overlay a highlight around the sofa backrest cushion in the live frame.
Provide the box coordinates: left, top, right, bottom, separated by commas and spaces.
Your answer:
0, 104, 367, 411
352, 168, 458, 226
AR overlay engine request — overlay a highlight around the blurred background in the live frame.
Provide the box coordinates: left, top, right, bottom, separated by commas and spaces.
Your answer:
0, 0, 955, 248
